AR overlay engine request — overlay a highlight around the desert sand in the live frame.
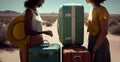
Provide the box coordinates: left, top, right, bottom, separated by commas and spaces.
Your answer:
0, 20, 120, 62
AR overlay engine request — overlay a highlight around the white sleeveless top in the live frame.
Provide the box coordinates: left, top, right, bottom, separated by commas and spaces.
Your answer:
32, 11, 42, 32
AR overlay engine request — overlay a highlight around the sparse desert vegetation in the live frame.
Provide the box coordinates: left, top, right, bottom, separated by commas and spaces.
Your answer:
108, 14, 120, 34
0, 10, 120, 46
40, 13, 58, 27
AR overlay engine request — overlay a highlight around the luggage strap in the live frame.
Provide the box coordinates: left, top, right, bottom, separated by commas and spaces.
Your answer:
71, 5, 75, 44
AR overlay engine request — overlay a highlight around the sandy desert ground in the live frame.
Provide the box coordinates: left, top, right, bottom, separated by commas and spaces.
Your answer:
0, 20, 120, 62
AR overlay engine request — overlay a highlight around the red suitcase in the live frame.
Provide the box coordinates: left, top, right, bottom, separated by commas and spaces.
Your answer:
62, 46, 91, 62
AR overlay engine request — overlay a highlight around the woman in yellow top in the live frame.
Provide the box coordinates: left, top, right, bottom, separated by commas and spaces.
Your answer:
85, 0, 111, 62
20, 0, 53, 62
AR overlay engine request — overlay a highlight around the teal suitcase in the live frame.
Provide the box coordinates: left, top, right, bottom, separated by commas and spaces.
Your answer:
58, 4, 84, 46
29, 44, 60, 62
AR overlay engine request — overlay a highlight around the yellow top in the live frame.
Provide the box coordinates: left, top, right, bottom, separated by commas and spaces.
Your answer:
87, 6, 109, 36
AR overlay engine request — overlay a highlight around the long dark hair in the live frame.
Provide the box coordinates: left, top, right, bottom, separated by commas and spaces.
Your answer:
24, 0, 41, 8
93, 0, 106, 5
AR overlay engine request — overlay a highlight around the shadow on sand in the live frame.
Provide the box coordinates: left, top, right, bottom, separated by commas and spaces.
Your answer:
0, 43, 18, 52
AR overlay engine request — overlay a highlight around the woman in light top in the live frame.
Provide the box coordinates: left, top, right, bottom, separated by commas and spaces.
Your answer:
84, 0, 111, 62
20, 0, 53, 62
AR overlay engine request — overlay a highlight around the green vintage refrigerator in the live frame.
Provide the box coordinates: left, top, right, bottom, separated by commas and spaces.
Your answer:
29, 44, 60, 62
58, 4, 84, 46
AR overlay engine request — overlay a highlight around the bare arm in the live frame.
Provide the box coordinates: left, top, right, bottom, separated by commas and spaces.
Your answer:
84, 20, 89, 27
93, 19, 108, 51
84, 17, 89, 27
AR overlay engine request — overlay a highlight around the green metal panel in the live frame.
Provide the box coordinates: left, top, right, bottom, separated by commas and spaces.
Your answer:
75, 5, 84, 45
29, 44, 60, 62
58, 4, 84, 46
62, 5, 72, 45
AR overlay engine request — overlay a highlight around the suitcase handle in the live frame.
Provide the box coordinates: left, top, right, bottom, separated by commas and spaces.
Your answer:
40, 40, 49, 47
74, 56, 81, 60
43, 40, 49, 44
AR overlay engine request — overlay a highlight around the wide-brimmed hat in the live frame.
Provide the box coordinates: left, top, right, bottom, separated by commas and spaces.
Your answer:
7, 15, 30, 48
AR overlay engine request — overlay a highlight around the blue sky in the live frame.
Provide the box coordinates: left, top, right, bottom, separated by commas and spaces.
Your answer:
0, 0, 120, 14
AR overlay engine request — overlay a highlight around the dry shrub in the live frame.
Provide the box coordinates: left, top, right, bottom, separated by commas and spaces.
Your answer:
108, 19, 120, 34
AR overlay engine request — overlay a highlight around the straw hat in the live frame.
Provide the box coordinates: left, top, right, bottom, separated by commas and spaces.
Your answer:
7, 15, 30, 48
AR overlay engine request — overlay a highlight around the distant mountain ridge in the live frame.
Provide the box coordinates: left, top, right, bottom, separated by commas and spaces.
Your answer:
0, 10, 120, 16
0, 10, 21, 16
0, 10, 20, 13
0, 10, 59, 17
